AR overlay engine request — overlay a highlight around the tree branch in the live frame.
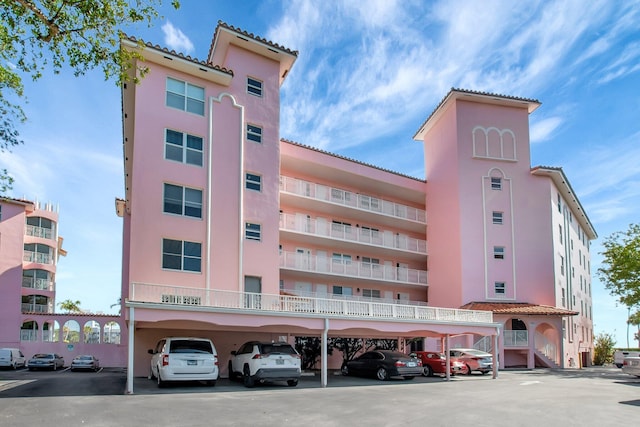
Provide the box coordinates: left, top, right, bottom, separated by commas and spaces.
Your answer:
14, 0, 61, 42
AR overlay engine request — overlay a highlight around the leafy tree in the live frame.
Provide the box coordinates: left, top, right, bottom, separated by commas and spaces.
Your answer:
598, 224, 640, 324
593, 332, 616, 365
330, 338, 367, 363
370, 339, 398, 351
0, 0, 179, 188
58, 299, 82, 313
294, 336, 333, 371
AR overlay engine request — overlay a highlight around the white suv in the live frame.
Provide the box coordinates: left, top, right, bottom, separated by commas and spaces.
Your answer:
229, 341, 301, 387
148, 337, 219, 387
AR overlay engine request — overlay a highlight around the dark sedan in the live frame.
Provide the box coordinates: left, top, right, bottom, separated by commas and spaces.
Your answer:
27, 353, 65, 371
341, 350, 422, 380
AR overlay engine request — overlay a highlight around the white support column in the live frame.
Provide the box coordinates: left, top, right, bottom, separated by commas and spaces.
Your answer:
445, 334, 451, 381
126, 305, 135, 394
493, 333, 499, 379
321, 318, 329, 388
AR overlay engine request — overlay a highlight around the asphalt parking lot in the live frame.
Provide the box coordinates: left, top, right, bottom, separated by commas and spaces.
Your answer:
1, 366, 639, 426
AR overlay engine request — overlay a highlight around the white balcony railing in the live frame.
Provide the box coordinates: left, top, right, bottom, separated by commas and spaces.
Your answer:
280, 213, 427, 254
25, 225, 55, 240
23, 250, 53, 265
280, 251, 428, 286
503, 330, 529, 347
130, 282, 493, 323
22, 277, 53, 291
21, 303, 52, 313
280, 176, 426, 224
536, 333, 558, 364
283, 288, 428, 307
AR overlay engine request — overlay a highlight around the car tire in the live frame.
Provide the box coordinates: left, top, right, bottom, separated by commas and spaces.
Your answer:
157, 369, 165, 388
243, 366, 255, 388
287, 379, 298, 387
148, 366, 155, 380
341, 364, 349, 376
466, 364, 473, 375
422, 365, 433, 377
228, 361, 235, 381
53, 364, 57, 371
208, 380, 216, 387
481, 370, 487, 375
376, 367, 389, 381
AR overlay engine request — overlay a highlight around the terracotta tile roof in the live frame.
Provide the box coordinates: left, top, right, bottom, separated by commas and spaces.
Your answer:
208, 20, 299, 61
123, 34, 234, 76
460, 302, 578, 316
281, 139, 425, 182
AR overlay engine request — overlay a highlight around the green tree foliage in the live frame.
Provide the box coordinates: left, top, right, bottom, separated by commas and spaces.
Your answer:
593, 332, 616, 365
598, 224, 640, 322
0, 0, 179, 188
294, 337, 333, 371
58, 299, 82, 313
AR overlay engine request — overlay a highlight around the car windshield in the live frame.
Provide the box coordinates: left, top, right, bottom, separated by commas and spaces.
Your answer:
169, 340, 213, 354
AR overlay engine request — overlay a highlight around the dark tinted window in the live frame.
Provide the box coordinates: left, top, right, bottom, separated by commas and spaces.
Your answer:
260, 343, 296, 355
169, 339, 213, 354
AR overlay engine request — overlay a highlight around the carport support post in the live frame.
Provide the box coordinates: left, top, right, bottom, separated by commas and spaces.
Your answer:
321, 318, 328, 388
445, 334, 451, 381
492, 333, 499, 379
126, 306, 135, 394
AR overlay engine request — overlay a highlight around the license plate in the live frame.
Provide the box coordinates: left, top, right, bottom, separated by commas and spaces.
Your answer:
407, 362, 416, 367
187, 360, 197, 365
276, 359, 284, 365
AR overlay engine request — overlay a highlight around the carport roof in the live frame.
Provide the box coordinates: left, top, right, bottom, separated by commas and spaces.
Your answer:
460, 302, 578, 316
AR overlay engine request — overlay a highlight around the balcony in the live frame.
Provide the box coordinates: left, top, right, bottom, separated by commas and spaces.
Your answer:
280, 251, 428, 286
280, 213, 427, 256
25, 224, 54, 240
130, 282, 493, 323
21, 330, 37, 341
503, 330, 529, 347
23, 250, 53, 265
280, 176, 426, 224
22, 277, 53, 291
21, 303, 52, 313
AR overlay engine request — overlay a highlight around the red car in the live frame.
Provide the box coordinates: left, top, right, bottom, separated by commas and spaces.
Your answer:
414, 351, 467, 377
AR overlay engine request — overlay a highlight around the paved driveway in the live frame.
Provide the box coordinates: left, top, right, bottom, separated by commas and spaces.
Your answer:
1, 366, 638, 426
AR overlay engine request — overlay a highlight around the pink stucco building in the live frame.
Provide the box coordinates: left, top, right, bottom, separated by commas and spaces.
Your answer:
0, 197, 126, 366
117, 21, 595, 392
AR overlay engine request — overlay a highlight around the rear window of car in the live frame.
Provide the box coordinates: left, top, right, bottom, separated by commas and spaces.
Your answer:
34, 354, 53, 359
169, 340, 213, 354
260, 344, 296, 355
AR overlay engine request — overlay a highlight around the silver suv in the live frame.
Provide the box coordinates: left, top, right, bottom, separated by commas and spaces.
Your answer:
148, 337, 219, 387
229, 341, 301, 387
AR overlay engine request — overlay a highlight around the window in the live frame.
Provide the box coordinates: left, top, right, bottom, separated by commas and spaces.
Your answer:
246, 124, 262, 143
245, 173, 262, 191
362, 289, 381, 298
561, 288, 566, 307
361, 257, 380, 265
560, 255, 565, 276
163, 184, 202, 218
492, 211, 503, 225
162, 238, 201, 272
491, 177, 502, 190
494, 246, 505, 259
332, 285, 352, 296
245, 222, 261, 241
557, 194, 561, 213
165, 129, 203, 166
559, 225, 563, 244
494, 282, 505, 295
166, 77, 205, 115
332, 253, 352, 264
247, 77, 263, 97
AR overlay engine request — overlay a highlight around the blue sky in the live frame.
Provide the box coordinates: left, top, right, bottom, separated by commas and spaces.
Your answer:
2, 0, 639, 347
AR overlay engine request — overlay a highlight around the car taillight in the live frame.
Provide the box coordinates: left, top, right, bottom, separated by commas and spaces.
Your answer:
252, 354, 262, 359
395, 361, 406, 367
417, 359, 422, 366
162, 354, 169, 366
214, 355, 219, 366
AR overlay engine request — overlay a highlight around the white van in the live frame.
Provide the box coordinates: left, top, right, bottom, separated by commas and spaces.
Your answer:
614, 350, 640, 368
0, 348, 26, 369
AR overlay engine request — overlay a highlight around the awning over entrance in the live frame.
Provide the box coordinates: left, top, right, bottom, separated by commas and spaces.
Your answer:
460, 302, 579, 316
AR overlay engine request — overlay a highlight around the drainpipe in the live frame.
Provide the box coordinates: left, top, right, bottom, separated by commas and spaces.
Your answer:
322, 318, 329, 388
126, 305, 135, 394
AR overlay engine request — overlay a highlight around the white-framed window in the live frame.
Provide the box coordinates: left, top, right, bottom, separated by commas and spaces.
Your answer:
359, 195, 380, 210
163, 183, 202, 218
559, 225, 563, 244
247, 77, 263, 97
332, 253, 352, 264
361, 257, 380, 265
245, 173, 262, 192
494, 246, 505, 259
561, 288, 566, 307
492, 211, 503, 225
560, 255, 565, 276
166, 77, 205, 115
245, 222, 261, 241
165, 129, 203, 166
362, 289, 381, 298
246, 124, 262, 143
331, 188, 351, 203
162, 238, 201, 272
491, 177, 502, 190
332, 285, 352, 296
494, 282, 505, 295
557, 194, 562, 213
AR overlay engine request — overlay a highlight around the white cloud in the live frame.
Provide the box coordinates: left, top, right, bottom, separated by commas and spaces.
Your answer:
530, 117, 563, 143
162, 21, 194, 54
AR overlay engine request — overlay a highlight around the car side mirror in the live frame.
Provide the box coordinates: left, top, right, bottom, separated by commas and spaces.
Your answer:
147, 349, 154, 354
230, 351, 237, 356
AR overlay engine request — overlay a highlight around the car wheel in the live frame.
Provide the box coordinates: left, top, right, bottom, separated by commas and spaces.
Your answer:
341, 364, 349, 376
148, 366, 155, 380
53, 364, 57, 371
208, 380, 216, 387
481, 370, 487, 375
376, 367, 389, 381
228, 361, 235, 381
422, 365, 433, 377
243, 366, 255, 388
287, 379, 298, 387
157, 371, 165, 388
466, 364, 473, 375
